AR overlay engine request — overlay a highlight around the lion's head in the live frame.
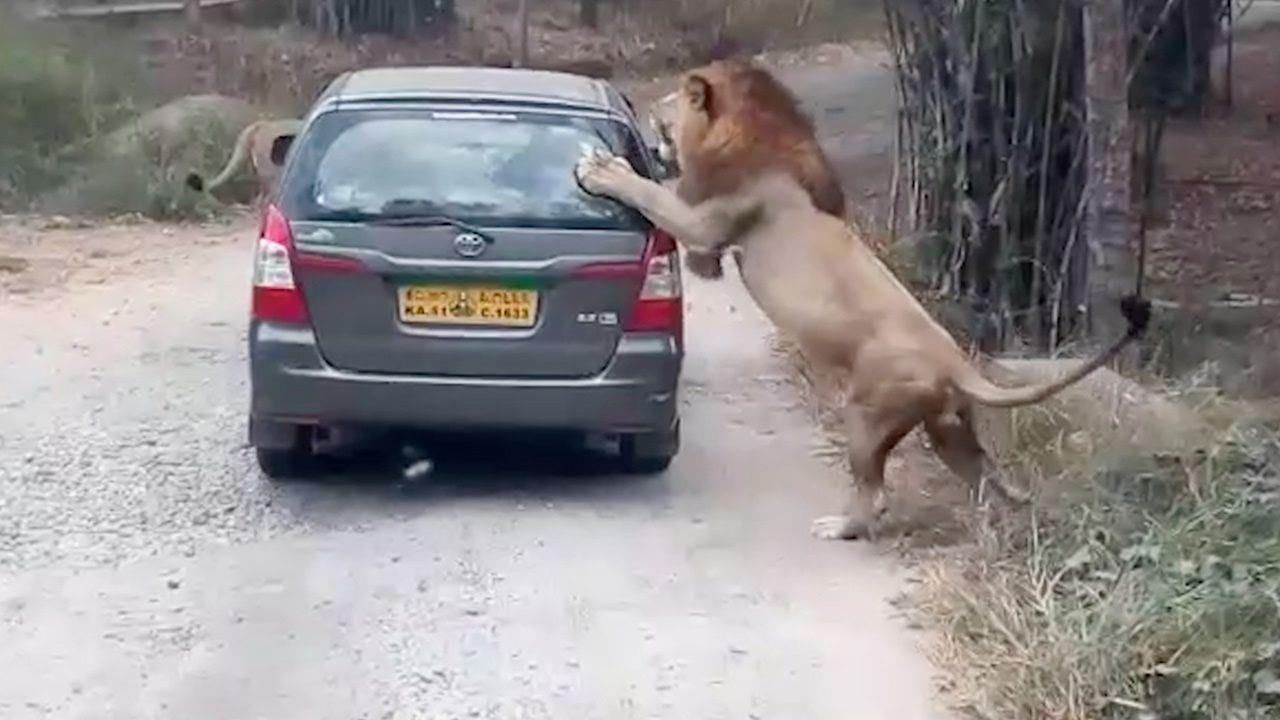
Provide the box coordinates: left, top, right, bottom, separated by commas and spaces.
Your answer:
646, 59, 845, 219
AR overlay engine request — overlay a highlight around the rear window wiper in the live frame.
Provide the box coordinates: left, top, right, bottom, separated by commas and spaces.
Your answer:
305, 209, 377, 223
369, 214, 486, 235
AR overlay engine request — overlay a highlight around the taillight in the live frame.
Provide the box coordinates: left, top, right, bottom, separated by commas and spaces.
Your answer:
251, 204, 309, 324
624, 229, 683, 339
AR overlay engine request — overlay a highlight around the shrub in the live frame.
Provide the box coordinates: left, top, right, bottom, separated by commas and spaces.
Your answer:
0, 11, 142, 208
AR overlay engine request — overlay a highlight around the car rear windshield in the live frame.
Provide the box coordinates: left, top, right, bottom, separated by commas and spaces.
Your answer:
278, 107, 651, 230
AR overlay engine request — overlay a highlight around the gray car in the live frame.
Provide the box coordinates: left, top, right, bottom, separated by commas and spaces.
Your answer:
247, 67, 683, 478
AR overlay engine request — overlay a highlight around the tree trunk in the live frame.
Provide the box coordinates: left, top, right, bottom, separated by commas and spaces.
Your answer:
1082, 0, 1135, 352
580, 0, 598, 28
515, 0, 530, 67
184, 0, 201, 29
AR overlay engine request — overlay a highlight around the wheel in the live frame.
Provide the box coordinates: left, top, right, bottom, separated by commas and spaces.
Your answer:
254, 426, 320, 480
255, 445, 319, 480
618, 421, 680, 475
250, 419, 321, 480
620, 452, 674, 474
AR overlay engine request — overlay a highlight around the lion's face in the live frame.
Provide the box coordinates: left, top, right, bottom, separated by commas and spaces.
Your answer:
646, 68, 722, 179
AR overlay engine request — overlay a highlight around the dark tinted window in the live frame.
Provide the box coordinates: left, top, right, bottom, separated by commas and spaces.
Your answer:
279, 108, 650, 230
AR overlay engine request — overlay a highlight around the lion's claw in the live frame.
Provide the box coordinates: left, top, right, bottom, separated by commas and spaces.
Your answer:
574, 146, 637, 198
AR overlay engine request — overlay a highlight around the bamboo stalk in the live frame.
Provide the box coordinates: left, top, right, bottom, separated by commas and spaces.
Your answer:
956, 0, 985, 303
1134, 112, 1166, 298
516, 0, 530, 68
1225, 0, 1234, 107
1127, 0, 1183, 89
1031, 1, 1066, 347
796, 0, 814, 27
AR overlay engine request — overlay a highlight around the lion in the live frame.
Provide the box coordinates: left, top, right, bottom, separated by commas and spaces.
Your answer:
185, 118, 302, 207
645, 59, 846, 280
575, 64, 1151, 542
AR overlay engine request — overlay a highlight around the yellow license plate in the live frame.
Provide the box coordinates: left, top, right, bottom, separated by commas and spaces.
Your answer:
397, 284, 539, 327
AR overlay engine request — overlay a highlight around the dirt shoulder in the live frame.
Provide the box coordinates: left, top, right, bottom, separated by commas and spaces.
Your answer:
0, 212, 255, 304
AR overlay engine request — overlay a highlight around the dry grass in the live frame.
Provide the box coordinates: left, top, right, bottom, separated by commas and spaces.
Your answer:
911, 381, 1280, 719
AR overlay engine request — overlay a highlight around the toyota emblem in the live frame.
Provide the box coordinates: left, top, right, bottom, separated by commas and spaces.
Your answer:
453, 233, 487, 258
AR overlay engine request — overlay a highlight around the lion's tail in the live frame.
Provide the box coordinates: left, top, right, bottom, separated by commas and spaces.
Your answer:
951, 295, 1151, 408
185, 120, 259, 194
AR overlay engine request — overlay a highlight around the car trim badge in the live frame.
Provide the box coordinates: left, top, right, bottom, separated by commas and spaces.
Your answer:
453, 233, 488, 258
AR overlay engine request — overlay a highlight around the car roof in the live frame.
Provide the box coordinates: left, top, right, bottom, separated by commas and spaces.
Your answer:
322, 66, 623, 114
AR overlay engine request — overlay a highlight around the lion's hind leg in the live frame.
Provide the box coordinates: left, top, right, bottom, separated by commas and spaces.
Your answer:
923, 405, 1029, 519
811, 402, 920, 541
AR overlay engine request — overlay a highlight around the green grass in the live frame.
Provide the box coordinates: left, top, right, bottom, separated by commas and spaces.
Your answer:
0, 9, 236, 220
916, 405, 1280, 719
0, 10, 144, 208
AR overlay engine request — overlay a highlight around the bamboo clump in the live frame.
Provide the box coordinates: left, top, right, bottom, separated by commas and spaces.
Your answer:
281, 0, 455, 36
884, 0, 1230, 352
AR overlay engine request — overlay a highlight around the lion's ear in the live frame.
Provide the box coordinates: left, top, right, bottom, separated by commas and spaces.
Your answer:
683, 74, 714, 116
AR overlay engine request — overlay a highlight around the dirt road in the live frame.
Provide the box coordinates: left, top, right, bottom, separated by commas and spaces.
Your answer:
0, 49, 945, 719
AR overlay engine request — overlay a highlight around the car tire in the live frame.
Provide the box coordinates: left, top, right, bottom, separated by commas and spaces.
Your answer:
618, 421, 679, 475
255, 443, 317, 480
620, 453, 674, 474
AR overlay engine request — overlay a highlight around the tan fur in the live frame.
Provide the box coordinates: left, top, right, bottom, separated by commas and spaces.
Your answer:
647, 59, 846, 280
576, 63, 1150, 542
186, 119, 303, 208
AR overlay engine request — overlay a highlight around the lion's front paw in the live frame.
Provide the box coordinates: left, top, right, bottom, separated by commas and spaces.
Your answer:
810, 512, 883, 541
574, 145, 638, 198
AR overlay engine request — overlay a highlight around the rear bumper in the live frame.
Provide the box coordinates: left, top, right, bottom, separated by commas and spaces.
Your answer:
248, 321, 681, 442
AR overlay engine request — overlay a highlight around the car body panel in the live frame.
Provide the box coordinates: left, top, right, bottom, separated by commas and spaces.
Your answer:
292, 223, 648, 378
250, 321, 679, 435
248, 66, 682, 446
